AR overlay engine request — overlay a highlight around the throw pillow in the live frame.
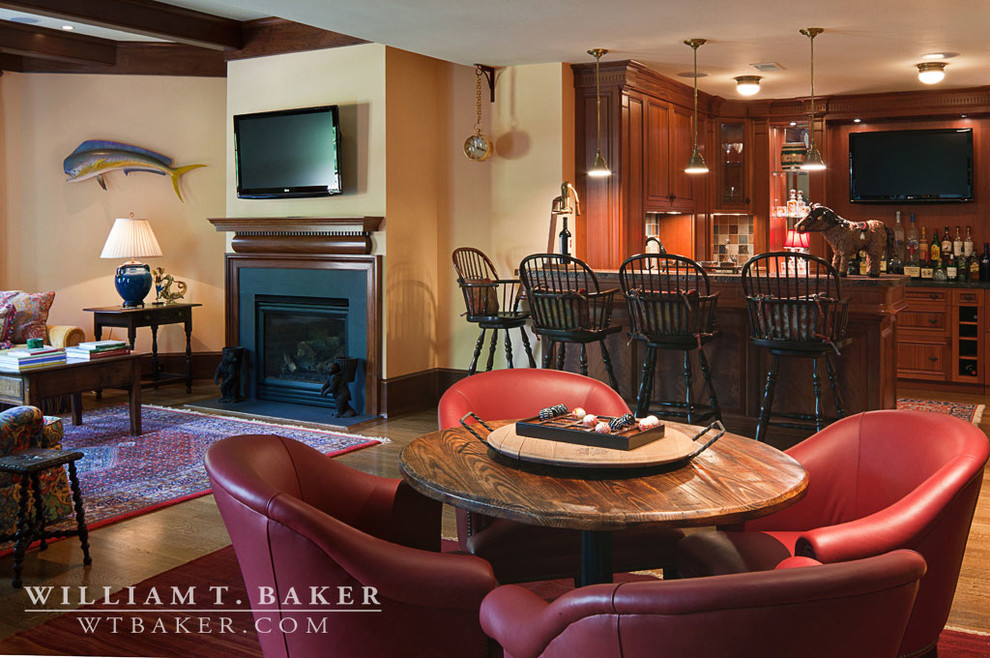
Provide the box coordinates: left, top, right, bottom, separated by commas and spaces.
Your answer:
0, 304, 13, 349
0, 291, 55, 343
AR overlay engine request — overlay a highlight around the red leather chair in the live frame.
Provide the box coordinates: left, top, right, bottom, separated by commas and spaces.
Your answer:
439, 368, 684, 583
481, 549, 926, 658
675, 409, 989, 658
205, 434, 496, 658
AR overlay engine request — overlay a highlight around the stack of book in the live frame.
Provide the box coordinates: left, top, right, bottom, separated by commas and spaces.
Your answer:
0, 346, 67, 372
65, 340, 131, 362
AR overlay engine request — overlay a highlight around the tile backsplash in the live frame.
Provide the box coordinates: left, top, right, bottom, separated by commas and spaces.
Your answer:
712, 215, 754, 262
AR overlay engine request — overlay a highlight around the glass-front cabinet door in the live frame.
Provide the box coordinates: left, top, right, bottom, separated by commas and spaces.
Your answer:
716, 120, 749, 210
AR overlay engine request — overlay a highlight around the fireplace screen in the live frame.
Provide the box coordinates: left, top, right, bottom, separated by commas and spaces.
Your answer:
256, 296, 347, 405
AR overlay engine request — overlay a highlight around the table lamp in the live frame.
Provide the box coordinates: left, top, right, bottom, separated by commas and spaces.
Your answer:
100, 214, 163, 308
783, 228, 811, 252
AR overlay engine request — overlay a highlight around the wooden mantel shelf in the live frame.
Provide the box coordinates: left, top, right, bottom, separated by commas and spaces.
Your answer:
208, 216, 383, 255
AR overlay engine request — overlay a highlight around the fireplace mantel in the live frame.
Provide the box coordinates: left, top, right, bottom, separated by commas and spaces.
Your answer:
209, 216, 383, 254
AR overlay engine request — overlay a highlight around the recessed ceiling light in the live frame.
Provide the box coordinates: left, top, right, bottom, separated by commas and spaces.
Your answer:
853, 118, 862, 123
61, 25, 74, 31
961, 114, 967, 118
676, 71, 708, 78
789, 121, 797, 126
921, 52, 959, 60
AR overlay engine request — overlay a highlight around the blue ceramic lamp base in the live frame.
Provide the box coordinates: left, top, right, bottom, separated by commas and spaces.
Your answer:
115, 262, 153, 308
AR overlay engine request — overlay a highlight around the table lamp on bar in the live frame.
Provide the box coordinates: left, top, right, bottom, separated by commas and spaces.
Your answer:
100, 213, 162, 308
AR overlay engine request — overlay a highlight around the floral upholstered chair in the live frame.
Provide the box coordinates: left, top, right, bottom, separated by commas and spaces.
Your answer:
0, 406, 74, 537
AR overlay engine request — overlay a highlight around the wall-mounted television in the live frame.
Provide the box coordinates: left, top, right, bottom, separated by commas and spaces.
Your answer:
849, 128, 973, 203
234, 105, 342, 199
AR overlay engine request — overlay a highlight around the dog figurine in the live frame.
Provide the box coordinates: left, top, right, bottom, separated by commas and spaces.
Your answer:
794, 204, 894, 277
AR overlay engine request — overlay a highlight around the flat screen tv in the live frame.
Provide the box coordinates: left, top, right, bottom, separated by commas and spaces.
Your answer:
234, 105, 342, 199
849, 128, 973, 203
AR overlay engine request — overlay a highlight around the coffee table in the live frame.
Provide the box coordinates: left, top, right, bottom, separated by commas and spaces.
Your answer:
399, 421, 807, 585
0, 355, 141, 435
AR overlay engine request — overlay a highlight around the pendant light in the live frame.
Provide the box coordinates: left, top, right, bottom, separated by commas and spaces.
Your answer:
799, 28, 826, 171
684, 39, 709, 174
587, 48, 611, 178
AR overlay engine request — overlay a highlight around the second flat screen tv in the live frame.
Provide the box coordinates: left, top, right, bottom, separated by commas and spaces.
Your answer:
849, 128, 973, 203
234, 105, 342, 199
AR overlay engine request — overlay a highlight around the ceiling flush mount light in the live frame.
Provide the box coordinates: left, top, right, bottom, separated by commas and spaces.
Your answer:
587, 48, 611, 178
799, 27, 826, 172
684, 38, 709, 175
734, 75, 762, 96
916, 62, 947, 84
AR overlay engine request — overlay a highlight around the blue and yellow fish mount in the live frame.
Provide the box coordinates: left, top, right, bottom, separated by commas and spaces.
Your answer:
63, 140, 206, 201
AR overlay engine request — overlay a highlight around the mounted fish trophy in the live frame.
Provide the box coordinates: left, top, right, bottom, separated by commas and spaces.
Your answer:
63, 140, 205, 201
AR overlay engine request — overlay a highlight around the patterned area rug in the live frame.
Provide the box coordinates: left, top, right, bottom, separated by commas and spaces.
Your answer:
897, 398, 985, 425
17, 404, 382, 539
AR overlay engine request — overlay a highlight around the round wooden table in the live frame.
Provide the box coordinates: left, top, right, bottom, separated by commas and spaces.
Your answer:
399, 421, 808, 585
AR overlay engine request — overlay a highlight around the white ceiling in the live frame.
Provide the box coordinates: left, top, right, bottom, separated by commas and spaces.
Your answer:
7, 0, 987, 100
183, 0, 989, 100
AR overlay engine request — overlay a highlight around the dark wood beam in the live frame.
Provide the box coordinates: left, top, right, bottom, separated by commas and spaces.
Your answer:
229, 18, 367, 61
0, 21, 115, 64
0, 0, 242, 50
0, 52, 23, 72
16, 42, 224, 76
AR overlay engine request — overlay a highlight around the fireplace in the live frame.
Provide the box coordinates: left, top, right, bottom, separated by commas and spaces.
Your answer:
255, 295, 348, 406
211, 216, 383, 418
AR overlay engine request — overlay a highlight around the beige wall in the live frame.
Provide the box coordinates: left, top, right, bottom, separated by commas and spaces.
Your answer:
442, 63, 575, 371
0, 72, 227, 353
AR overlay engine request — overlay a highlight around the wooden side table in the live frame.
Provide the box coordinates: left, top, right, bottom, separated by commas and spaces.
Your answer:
84, 303, 201, 392
0, 448, 91, 587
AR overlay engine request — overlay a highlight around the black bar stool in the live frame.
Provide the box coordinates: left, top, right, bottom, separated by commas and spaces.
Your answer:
518, 253, 621, 391
453, 247, 536, 375
619, 253, 721, 423
741, 251, 850, 442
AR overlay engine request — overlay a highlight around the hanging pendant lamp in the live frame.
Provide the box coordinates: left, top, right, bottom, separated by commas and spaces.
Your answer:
684, 39, 709, 174
587, 48, 611, 178
799, 27, 826, 171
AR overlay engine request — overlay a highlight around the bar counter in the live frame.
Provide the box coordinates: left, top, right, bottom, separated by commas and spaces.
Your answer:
577, 272, 907, 449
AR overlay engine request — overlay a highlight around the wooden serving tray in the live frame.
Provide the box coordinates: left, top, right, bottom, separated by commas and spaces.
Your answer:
485, 422, 698, 469
515, 415, 663, 451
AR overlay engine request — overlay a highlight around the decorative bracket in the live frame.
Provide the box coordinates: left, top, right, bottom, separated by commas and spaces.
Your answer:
475, 64, 496, 103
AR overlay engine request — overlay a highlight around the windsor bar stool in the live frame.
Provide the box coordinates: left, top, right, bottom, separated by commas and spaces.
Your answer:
452, 247, 536, 375
741, 252, 850, 442
518, 253, 621, 391
619, 253, 721, 423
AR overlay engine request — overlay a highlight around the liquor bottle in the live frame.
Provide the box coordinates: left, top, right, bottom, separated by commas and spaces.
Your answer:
953, 225, 963, 257
970, 252, 981, 280
946, 254, 958, 280
787, 190, 798, 215
894, 211, 906, 261
942, 225, 952, 261
857, 250, 868, 276
797, 190, 806, 215
981, 243, 990, 282
930, 227, 941, 266
964, 225, 974, 258
934, 262, 948, 282
957, 253, 968, 282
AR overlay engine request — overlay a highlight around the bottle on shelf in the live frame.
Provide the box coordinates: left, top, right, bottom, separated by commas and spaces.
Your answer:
796, 190, 806, 215
942, 225, 952, 263
904, 214, 920, 277
964, 225, 974, 259
930, 226, 941, 267
786, 189, 798, 216
858, 249, 868, 276
953, 225, 963, 258
970, 250, 981, 280
946, 253, 958, 280
981, 243, 990, 282
957, 253, 968, 282
934, 263, 948, 282
893, 211, 906, 260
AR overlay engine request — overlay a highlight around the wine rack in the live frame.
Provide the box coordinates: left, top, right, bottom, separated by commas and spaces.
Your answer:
952, 290, 983, 383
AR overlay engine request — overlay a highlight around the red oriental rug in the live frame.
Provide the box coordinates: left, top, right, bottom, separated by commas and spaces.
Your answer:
1, 404, 382, 555
897, 398, 985, 425
0, 546, 986, 657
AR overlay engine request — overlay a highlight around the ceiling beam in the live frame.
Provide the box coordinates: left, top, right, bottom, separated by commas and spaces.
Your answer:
0, 21, 115, 64
0, 0, 243, 50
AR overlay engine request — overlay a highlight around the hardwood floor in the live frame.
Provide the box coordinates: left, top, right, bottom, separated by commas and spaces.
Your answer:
0, 381, 986, 643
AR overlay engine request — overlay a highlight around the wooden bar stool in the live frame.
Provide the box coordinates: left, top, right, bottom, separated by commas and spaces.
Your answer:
453, 247, 536, 375
619, 253, 721, 423
519, 254, 621, 391
741, 252, 850, 442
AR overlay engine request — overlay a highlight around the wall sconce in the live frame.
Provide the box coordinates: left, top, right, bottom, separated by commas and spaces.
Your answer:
916, 62, 947, 84
734, 75, 762, 96
587, 48, 611, 178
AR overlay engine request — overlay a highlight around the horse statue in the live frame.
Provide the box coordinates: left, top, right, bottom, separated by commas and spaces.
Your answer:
794, 204, 894, 277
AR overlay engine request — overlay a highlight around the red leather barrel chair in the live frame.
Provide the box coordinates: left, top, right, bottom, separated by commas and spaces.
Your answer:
439, 368, 684, 583
205, 434, 496, 658
676, 409, 989, 658
481, 550, 926, 658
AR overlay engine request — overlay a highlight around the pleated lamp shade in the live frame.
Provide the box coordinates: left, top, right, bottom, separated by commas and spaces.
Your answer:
100, 217, 163, 261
